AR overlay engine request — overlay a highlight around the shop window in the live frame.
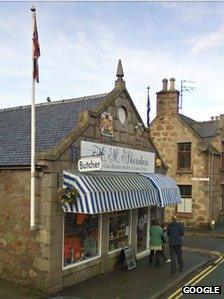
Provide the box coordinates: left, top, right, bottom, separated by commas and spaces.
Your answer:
137, 207, 149, 253
177, 185, 192, 213
177, 142, 191, 170
63, 213, 100, 268
108, 211, 130, 252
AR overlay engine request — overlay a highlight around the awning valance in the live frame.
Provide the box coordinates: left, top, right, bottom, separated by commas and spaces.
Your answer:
140, 173, 181, 207
62, 171, 181, 214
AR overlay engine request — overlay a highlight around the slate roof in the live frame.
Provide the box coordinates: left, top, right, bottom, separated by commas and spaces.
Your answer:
0, 93, 108, 166
179, 114, 219, 138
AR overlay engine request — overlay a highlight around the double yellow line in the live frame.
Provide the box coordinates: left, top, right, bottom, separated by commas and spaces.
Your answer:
167, 254, 224, 299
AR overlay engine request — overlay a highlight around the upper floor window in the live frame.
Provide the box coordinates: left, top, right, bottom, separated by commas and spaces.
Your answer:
177, 142, 191, 170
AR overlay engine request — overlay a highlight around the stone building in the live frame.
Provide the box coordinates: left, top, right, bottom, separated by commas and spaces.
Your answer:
0, 61, 181, 294
150, 78, 224, 227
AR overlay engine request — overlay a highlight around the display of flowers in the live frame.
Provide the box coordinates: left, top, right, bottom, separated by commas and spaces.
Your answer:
57, 187, 79, 204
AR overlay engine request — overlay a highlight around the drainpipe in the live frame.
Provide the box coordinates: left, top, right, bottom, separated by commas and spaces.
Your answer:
209, 151, 215, 229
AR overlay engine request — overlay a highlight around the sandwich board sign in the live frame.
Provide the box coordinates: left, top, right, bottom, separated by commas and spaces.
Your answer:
123, 246, 136, 270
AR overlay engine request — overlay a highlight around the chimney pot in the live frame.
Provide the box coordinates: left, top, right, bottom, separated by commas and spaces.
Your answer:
215, 116, 219, 121
211, 116, 214, 121
162, 78, 168, 91
170, 78, 175, 90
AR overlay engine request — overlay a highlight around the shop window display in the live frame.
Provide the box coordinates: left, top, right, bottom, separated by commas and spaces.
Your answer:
109, 211, 130, 252
64, 213, 99, 267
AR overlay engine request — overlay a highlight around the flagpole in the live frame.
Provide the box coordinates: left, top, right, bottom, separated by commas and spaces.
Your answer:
30, 7, 37, 230
31, 73, 36, 230
147, 86, 150, 127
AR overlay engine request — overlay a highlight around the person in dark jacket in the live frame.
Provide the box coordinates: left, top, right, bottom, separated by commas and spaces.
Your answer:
167, 215, 184, 273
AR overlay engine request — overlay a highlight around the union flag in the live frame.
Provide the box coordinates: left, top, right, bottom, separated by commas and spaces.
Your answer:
32, 12, 40, 83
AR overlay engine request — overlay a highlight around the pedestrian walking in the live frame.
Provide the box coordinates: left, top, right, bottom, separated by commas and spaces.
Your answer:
149, 219, 163, 268
167, 215, 184, 273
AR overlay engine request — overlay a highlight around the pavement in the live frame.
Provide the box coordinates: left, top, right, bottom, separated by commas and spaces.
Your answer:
0, 227, 223, 299
185, 224, 224, 238
0, 248, 217, 299
60, 248, 214, 299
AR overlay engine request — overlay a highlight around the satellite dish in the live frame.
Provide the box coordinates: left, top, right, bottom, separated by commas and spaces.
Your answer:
197, 140, 209, 152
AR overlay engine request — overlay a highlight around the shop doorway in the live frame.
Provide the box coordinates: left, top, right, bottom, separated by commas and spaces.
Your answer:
136, 207, 150, 255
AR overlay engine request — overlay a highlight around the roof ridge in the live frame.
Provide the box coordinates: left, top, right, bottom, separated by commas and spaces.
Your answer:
0, 92, 108, 113
179, 113, 197, 123
179, 113, 219, 124
196, 120, 218, 124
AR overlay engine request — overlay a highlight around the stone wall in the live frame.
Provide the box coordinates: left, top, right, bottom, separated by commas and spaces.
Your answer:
0, 170, 45, 289
151, 114, 217, 227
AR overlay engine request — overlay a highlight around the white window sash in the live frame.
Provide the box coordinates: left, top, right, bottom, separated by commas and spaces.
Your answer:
177, 197, 192, 213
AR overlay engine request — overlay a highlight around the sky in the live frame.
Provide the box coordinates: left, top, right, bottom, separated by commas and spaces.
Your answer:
1, 1, 224, 124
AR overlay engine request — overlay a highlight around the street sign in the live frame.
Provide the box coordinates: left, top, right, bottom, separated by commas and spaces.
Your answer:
78, 156, 102, 172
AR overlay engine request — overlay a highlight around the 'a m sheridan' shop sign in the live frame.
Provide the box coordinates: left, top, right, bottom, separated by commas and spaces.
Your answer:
81, 141, 155, 173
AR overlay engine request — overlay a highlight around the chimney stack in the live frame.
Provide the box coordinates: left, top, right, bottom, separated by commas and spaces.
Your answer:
211, 116, 214, 121
156, 77, 179, 117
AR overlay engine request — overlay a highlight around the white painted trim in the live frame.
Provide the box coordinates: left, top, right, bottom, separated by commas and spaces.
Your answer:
108, 248, 124, 255
147, 207, 150, 251
136, 250, 150, 260
129, 210, 133, 244
191, 178, 209, 182
63, 256, 100, 270
135, 207, 150, 255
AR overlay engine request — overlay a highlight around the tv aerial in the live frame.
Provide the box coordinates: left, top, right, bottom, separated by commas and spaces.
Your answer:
179, 80, 196, 110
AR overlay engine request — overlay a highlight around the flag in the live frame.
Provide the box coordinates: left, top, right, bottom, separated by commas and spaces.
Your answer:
32, 10, 40, 83
147, 86, 150, 127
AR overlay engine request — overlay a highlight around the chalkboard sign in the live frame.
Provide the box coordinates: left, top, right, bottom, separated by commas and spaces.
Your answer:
123, 246, 136, 270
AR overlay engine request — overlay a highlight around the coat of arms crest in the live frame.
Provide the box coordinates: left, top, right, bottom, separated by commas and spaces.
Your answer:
100, 112, 114, 137
134, 122, 144, 142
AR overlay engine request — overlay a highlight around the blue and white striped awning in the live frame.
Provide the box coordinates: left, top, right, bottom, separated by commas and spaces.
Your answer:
62, 171, 161, 214
140, 173, 181, 207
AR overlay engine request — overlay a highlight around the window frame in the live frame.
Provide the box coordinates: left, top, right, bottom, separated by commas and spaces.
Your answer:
62, 213, 102, 270
177, 142, 192, 171
177, 185, 192, 214
108, 210, 132, 254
